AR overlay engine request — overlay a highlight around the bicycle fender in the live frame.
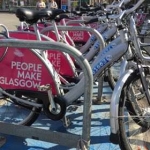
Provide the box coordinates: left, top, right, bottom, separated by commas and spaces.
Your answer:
110, 69, 134, 139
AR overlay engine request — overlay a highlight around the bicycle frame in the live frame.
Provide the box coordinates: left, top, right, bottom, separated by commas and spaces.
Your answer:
109, 11, 150, 143
79, 23, 108, 54
63, 40, 129, 105
0, 35, 62, 96
40, 21, 106, 52
85, 25, 117, 61
0, 38, 93, 149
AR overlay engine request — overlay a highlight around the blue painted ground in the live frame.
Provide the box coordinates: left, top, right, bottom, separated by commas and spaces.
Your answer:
0, 83, 121, 150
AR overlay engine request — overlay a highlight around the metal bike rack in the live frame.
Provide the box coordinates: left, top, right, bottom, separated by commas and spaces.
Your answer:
66, 17, 99, 24
41, 25, 105, 51
0, 39, 93, 149
41, 25, 105, 102
66, 20, 87, 25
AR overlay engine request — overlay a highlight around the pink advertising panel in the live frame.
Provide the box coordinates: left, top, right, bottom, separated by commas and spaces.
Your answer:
9, 31, 76, 78
0, 45, 58, 95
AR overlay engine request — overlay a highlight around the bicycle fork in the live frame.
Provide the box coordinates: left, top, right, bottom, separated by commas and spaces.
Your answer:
38, 84, 56, 112
138, 64, 150, 104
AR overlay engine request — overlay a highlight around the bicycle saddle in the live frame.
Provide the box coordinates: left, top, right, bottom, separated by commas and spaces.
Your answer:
16, 8, 68, 24
71, 11, 87, 16
42, 9, 69, 21
54, 14, 70, 22
75, 6, 102, 12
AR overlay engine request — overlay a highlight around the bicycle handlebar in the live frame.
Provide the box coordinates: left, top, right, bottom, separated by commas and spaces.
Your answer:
84, 18, 98, 24
106, 0, 131, 10
125, 0, 145, 15
98, 0, 145, 21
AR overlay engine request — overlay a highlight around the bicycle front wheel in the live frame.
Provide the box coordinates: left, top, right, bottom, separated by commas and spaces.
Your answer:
118, 70, 150, 150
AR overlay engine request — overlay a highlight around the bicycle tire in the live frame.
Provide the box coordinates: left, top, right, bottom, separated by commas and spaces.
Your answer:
0, 91, 42, 126
118, 70, 150, 150
44, 96, 66, 121
106, 62, 121, 90
107, 67, 116, 90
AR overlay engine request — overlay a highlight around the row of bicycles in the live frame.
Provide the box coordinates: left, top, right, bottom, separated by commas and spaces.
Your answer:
0, 0, 150, 149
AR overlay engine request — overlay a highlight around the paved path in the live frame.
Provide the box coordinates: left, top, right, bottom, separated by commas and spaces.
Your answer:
0, 12, 20, 31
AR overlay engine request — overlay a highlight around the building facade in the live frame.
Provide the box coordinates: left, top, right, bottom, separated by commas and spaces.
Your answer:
0, 0, 37, 9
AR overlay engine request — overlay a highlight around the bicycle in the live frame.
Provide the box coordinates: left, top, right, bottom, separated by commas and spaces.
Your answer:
109, 0, 150, 149
0, 0, 144, 129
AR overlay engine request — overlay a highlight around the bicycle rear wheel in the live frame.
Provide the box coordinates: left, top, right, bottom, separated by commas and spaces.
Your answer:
0, 91, 42, 126
118, 70, 150, 150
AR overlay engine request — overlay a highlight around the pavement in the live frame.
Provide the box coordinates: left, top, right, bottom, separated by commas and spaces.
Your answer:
0, 12, 20, 31
0, 85, 121, 150
0, 13, 120, 150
